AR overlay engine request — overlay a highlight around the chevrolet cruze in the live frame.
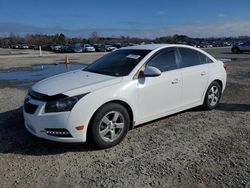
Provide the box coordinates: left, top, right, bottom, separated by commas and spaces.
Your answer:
23, 44, 227, 148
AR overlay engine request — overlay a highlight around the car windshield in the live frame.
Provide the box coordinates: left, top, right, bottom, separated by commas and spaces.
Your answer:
84, 49, 151, 76
72, 43, 81, 47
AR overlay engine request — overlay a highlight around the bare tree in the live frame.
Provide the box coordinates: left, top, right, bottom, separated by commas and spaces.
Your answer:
89, 32, 99, 44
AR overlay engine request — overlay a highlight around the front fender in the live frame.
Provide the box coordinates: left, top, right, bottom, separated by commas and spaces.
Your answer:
67, 80, 138, 142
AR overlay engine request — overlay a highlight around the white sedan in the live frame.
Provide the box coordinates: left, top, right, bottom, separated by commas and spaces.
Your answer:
23, 44, 227, 148
82, 44, 95, 52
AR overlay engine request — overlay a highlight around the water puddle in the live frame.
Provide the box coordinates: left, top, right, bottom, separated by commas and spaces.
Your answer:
217, 58, 250, 63
0, 63, 87, 87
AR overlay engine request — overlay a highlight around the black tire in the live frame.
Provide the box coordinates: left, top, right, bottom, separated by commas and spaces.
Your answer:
203, 81, 222, 110
89, 103, 130, 149
232, 47, 241, 54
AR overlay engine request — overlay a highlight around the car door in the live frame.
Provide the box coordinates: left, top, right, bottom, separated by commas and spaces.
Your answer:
177, 47, 209, 106
136, 47, 182, 123
241, 41, 250, 51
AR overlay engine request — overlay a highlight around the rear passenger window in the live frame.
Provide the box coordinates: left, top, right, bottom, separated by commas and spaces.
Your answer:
199, 52, 213, 64
178, 48, 200, 68
243, 41, 250, 46
147, 48, 178, 72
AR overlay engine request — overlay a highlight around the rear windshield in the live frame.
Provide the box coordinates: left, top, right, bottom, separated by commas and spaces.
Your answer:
84, 49, 151, 76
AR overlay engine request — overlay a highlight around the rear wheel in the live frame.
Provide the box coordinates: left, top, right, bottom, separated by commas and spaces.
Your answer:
89, 103, 130, 149
203, 81, 222, 110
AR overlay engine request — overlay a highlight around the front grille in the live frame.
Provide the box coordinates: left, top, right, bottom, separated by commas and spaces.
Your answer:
24, 102, 38, 114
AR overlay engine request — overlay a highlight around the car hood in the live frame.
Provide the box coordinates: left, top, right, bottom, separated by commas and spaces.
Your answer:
32, 70, 121, 96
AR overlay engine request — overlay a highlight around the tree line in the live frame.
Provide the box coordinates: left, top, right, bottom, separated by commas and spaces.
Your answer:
1, 32, 250, 46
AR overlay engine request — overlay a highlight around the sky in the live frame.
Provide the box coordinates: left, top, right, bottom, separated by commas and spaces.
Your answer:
0, 0, 250, 38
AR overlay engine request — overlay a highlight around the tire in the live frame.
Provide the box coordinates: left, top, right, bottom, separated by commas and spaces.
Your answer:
232, 47, 241, 54
203, 81, 222, 110
89, 103, 130, 149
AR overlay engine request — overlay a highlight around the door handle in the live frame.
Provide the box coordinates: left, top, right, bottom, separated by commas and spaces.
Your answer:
201, 71, 206, 76
171, 79, 179, 84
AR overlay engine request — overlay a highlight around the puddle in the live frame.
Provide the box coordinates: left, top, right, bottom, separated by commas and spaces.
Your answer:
217, 57, 250, 63
217, 58, 232, 63
0, 63, 87, 87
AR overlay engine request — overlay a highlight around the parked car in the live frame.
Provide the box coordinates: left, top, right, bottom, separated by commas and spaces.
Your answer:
23, 44, 227, 148
58, 44, 71, 53
29, 45, 39, 50
11, 45, 19, 49
231, 41, 250, 54
82, 44, 95, 52
71, 43, 82, 53
41, 44, 53, 51
105, 45, 117, 52
53, 45, 63, 52
20, 44, 29, 49
223, 41, 232, 46
113, 43, 122, 49
2, 45, 10, 48
93, 44, 106, 52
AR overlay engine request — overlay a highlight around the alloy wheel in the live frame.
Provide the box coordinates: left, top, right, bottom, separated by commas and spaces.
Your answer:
208, 85, 220, 106
99, 111, 125, 142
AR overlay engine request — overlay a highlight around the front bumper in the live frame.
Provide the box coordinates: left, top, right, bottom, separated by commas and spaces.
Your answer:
23, 96, 86, 143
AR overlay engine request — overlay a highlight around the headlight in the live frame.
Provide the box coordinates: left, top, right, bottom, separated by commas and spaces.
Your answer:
45, 93, 89, 113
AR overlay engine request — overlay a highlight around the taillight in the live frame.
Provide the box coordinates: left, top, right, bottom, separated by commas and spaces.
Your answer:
223, 64, 228, 70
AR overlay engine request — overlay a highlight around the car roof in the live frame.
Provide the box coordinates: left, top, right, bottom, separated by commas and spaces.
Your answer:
121, 44, 172, 50
120, 43, 217, 62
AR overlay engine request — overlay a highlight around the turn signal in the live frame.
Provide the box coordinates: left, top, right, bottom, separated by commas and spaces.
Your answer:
224, 64, 228, 70
75, 125, 84, 131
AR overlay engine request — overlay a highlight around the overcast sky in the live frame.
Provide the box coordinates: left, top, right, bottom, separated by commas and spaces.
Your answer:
0, 0, 250, 38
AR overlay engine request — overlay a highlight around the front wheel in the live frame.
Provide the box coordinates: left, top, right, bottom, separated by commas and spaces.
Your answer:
232, 47, 241, 54
203, 81, 222, 110
89, 103, 130, 149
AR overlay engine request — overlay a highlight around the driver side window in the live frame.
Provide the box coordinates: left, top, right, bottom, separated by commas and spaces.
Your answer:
147, 48, 178, 72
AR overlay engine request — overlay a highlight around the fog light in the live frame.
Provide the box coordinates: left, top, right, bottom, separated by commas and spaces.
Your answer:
45, 128, 72, 137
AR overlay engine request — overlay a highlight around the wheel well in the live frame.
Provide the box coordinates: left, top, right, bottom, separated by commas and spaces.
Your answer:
109, 100, 134, 130
88, 100, 134, 131
213, 79, 223, 90
232, 47, 240, 51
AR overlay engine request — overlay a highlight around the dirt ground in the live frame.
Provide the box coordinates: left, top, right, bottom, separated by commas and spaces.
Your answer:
0, 47, 249, 188
0, 48, 104, 70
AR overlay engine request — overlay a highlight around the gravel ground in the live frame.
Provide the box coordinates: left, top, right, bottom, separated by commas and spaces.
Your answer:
0, 47, 249, 188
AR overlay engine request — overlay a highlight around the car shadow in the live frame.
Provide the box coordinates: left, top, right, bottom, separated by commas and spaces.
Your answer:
217, 103, 250, 112
221, 51, 250, 55
134, 103, 250, 130
0, 107, 98, 156
221, 52, 233, 55
1, 103, 249, 156
187, 103, 250, 112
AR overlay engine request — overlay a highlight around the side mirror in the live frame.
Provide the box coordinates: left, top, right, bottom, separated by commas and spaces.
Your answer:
143, 66, 161, 77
